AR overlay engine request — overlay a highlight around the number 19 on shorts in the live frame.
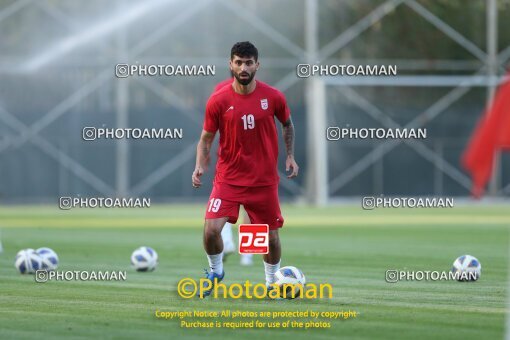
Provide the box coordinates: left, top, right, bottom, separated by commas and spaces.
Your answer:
207, 198, 222, 213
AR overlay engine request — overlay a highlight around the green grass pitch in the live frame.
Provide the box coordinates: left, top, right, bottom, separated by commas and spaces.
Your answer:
0, 204, 508, 339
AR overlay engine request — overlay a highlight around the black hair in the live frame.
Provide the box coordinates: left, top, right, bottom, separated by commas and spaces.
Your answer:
230, 41, 258, 61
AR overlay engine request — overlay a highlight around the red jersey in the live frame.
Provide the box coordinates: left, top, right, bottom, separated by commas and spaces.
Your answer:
203, 80, 291, 187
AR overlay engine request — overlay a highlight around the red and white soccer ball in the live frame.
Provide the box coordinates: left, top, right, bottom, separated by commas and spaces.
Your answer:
274, 266, 306, 298
451, 255, 481, 281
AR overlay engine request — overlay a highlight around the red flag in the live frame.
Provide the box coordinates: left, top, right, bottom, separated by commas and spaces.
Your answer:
462, 73, 510, 197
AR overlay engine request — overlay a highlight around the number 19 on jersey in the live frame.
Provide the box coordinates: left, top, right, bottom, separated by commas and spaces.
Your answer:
241, 114, 255, 130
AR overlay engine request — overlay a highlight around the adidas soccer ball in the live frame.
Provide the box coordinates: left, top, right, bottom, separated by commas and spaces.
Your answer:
131, 246, 158, 272
451, 255, 481, 281
274, 266, 306, 299
15, 249, 42, 274
36, 247, 59, 271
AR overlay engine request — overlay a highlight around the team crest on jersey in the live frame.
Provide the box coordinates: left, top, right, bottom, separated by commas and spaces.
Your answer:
260, 98, 268, 110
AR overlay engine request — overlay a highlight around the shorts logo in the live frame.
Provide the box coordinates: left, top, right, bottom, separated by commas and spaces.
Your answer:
260, 98, 268, 110
238, 224, 269, 254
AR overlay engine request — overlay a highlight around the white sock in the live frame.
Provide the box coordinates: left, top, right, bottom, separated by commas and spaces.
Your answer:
240, 253, 253, 261
264, 260, 280, 286
240, 256, 252, 266
207, 253, 224, 275
221, 222, 235, 253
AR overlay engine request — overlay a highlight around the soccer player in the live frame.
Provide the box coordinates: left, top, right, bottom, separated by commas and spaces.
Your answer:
192, 41, 298, 296
214, 74, 254, 266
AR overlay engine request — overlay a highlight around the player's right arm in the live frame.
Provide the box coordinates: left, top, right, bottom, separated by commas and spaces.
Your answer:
192, 130, 215, 188
193, 94, 220, 188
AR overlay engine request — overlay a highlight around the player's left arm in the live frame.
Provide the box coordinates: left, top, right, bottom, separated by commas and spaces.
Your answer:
281, 117, 299, 178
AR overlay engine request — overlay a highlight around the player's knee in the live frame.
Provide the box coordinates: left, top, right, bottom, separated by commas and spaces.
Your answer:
204, 225, 221, 240
203, 219, 224, 240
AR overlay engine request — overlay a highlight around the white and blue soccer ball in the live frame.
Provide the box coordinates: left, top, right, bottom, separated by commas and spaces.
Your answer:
15, 249, 42, 274
36, 247, 59, 271
131, 246, 158, 272
451, 255, 481, 281
274, 266, 306, 298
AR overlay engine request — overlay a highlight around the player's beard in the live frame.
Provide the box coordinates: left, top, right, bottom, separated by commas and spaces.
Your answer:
234, 70, 256, 86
